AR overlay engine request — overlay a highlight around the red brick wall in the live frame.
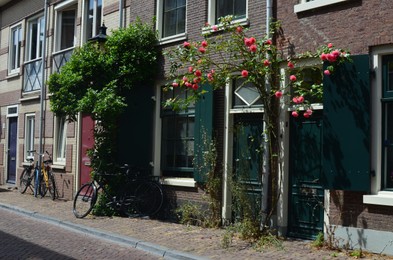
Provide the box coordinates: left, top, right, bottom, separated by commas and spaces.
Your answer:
277, 0, 393, 56
329, 191, 393, 233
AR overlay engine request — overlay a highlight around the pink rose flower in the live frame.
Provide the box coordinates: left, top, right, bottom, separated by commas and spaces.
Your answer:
303, 112, 311, 118
172, 82, 179, 87
241, 70, 249, 78
320, 53, 327, 61
275, 91, 283, 98
297, 96, 304, 103
292, 111, 299, 117
244, 38, 252, 47
207, 73, 214, 81
194, 70, 202, 77
264, 59, 270, 66
324, 69, 331, 76
201, 40, 208, 48
265, 39, 272, 45
182, 76, 188, 82
327, 53, 337, 62
327, 43, 333, 48
249, 44, 257, 52
212, 25, 218, 31
289, 75, 297, 81
332, 50, 340, 57
236, 26, 243, 33
287, 61, 295, 69
183, 41, 190, 48
198, 47, 206, 53
188, 66, 193, 73
192, 84, 199, 90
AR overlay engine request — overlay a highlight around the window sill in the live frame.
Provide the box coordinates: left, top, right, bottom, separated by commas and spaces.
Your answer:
52, 164, 66, 170
20, 94, 40, 102
7, 72, 20, 79
161, 177, 196, 187
294, 0, 349, 13
363, 191, 393, 206
202, 18, 249, 35
158, 33, 187, 45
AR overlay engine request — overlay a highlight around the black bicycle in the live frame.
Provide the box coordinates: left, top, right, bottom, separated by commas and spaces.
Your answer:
73, 165, 164, 219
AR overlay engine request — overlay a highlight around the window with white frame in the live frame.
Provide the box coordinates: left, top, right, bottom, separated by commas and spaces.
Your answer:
55, 3, 76, 51
27, 16, 44, 61
208, 0, 247, 25
84, 0, 102, 42
294, 0, 349, 13
381, 55, 393, 190
54, 116, 67, 163
24, 15, 44, 92
9, 24, 22, 74
157, 0, 186, 41
161, 87, 195, 178
25, 114, 35, 160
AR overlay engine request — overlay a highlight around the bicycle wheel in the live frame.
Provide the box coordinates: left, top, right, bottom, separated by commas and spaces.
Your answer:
44, 171, 56, 200
19, 168, 32, 194
39, 172, 48, 198
134, 181, 163, 217
73, 183, 97, 218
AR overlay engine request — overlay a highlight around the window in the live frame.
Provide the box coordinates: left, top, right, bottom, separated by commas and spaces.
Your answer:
233, 78, 263, 109
54, 117, 67, 163
382, 55, 393, 190
156, 0, 186, 42
161, 87, 195, 178
27, 16, 44, 61
56, 4, 76, 51
162, 0, 186, 38
208, 0, 247, 25
25, 114, 35, 160
294, 0, 349, 13
9, 24, 22, 74
24, 16, 44, 92
84, 0, 102, 42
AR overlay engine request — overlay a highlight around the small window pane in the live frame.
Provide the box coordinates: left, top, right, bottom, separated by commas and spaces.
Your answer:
162, 0, 186, 38
60, 9, 75, 50
384, 103, 393, 189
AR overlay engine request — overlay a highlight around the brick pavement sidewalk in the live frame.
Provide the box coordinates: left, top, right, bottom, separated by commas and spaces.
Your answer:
0, 185, 392, 260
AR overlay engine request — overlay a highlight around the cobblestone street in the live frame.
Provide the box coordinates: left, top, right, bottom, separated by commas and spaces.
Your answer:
0, 187, 392, 259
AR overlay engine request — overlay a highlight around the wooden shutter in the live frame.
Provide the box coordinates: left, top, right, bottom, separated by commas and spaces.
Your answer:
194, 84, 213, 183
322, 54, 371, 191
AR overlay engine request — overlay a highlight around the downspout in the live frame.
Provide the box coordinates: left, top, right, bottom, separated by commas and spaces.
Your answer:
261, 0, 273, 225
119, 0, 124, 28
37, 0, 49, 196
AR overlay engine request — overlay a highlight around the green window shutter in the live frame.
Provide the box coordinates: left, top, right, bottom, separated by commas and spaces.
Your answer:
322, 54, 370, 191
194, 84, 213, 183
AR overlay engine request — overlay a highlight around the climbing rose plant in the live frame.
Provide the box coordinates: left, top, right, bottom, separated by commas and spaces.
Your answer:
164, 16, 351, 232
164, 16, 351, 118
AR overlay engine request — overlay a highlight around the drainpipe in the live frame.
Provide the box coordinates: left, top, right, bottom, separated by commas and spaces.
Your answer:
261, 0, 273, 225
36, 0, 49, 196
119, 0, 124, 28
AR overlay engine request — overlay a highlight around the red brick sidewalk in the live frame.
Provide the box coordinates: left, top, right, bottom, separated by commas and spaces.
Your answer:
0, 186, 391, 260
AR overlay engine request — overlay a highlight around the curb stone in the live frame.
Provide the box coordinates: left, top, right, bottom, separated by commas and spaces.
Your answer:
0, 202, 209, 260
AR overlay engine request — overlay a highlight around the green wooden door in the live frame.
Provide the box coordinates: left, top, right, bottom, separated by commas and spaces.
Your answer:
232, 113, 263, 221
288, 112, 324, 239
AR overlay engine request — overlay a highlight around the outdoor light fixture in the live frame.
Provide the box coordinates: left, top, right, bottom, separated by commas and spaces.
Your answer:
89, 23, 108, 43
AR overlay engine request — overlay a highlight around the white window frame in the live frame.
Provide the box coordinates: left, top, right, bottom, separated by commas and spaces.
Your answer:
207, 0, 248, 28
54, 0, 77, 52
294, 0, 349, 13
364, 45, 393, 206
54, 116, 67, 164
6, 105, 18, 118
82, 0, 102, 43
26, 15, 44, 62
25, 114, 35, 160
156, 0, 187, 44
9, 23, 22, 75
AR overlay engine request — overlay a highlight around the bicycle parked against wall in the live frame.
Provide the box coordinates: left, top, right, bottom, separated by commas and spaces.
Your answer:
73, 165, 163, 219
19, 150, 56, 200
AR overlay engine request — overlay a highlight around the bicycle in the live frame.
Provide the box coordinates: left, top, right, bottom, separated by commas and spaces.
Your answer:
39, 151, 56, 200
73, 165, 164, 219
19, 150, 56, 200
19, 156, 36, 194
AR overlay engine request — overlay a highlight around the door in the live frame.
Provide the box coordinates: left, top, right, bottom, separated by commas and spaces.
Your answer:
7, 117, 17, 184
232, 113, 263, 220
79, 114, 94, 186
288, 112, 324, 239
